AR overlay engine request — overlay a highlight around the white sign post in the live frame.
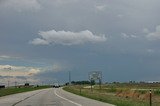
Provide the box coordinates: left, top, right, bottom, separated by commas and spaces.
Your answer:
89, 71, 102, 91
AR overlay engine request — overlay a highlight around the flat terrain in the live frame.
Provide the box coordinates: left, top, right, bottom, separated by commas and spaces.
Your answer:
0, 88, 114, 106
63, 84, 160, 106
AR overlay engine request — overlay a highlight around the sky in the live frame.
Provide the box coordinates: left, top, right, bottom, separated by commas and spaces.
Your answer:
0, 0, 160, 86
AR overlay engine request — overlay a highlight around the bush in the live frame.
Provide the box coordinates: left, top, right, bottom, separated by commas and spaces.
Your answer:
107, 86, 117, 92
154, 89, 160, 95
137, 90, 147, 94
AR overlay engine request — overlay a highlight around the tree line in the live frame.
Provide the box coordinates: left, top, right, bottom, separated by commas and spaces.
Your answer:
65, 80, 95, 85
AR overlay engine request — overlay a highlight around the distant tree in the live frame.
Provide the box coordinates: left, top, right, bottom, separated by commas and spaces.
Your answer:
71, 80, 93, 85
91, 80, 95, 85
65, 82, 69, 86
71, 81, 76, 84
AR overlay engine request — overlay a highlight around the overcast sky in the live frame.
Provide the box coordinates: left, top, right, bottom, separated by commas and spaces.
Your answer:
1, 0, 160, 85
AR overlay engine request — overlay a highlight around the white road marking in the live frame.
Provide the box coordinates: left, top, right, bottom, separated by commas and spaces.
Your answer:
54, 89, 82, 106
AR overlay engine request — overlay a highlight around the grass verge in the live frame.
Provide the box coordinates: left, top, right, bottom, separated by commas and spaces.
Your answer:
63, 86, 151, 106
0, 86, 51, 97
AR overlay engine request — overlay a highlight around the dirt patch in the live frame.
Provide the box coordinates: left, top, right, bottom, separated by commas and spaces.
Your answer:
116, 90, 151, 100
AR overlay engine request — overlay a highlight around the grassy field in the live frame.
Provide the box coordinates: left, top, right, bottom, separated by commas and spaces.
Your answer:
63, 83, 160, 106
0, 86, 51, 97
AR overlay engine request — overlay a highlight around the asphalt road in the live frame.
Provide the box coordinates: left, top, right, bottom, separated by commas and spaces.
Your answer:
0, 88, 115, 106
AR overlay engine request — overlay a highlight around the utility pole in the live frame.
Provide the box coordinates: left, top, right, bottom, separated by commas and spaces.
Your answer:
90, 78, 93, 92
99, 78, 102, 91
15, 81, 17, 88
6, 66, 12, 88
69, 71, 71, 85
150, 89, 152, 106
8, 80, 9, 87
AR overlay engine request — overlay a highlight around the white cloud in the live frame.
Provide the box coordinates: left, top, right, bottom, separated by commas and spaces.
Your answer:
0, 65, 40, 77
121, 33, 129, 39
121, 33, 137, 39
130, 35, 137, 38
53, 0, 78, 4
0, 55, 20, 60
0, 55, 11, 59
95, 5, 106, 11
147, 49, 154, 53
0, 64, 63, 86
53, 64, 63, 72
117, 14, 124, 18
30, 38, 49, 45
30, 30, 107, 46
0, 76, 39, 86
1, 0, 41, 12
143, 28, 149, 33
146, 25, 160, 40
41, 62, 69, 73
0, 55, 12, 60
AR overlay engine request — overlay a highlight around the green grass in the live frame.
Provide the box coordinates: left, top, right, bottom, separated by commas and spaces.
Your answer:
0, 86, 51, 97
63, 86, 152, 106
154, 89, 160, 95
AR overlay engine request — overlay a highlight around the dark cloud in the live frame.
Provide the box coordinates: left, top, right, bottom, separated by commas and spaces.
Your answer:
0, 0, 160, 83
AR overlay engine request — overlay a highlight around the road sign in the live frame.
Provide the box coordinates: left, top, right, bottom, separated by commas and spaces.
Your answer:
89, 71, 102, 80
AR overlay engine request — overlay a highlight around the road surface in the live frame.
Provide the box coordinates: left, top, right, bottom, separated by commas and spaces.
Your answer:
0, 88, 115, 106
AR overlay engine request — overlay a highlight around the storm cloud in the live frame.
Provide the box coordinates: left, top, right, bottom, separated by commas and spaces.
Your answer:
1, 0, 160, 84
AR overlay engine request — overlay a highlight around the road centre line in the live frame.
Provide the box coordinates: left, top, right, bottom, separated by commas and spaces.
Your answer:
12, 91, 42, 106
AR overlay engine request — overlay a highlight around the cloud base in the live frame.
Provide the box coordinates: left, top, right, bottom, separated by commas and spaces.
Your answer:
30, 30, 107, 46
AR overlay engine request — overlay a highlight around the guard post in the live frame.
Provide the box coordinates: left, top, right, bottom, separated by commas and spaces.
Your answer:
150, 89, 152, 106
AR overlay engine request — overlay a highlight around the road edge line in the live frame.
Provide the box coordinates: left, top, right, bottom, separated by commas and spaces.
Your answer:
54, 89, 82, 106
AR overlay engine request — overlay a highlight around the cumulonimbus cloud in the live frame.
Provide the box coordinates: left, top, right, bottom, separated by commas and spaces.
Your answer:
30, 30, 107, 46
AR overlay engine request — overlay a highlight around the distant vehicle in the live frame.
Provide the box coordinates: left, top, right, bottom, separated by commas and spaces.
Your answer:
53, 83, 60, 88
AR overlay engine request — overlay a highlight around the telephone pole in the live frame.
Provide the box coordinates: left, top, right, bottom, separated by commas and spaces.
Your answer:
8, 80, 10, 87
69, 71, 71, 85
15, 81, 17, 88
